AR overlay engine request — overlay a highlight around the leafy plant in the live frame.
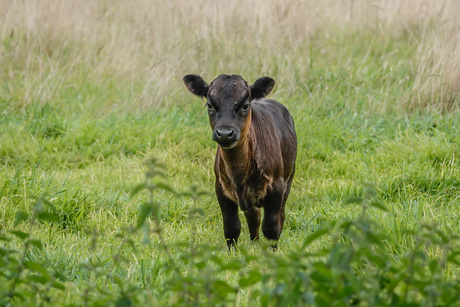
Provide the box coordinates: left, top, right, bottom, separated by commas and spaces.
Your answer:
1, 163, 459, 306
0, 194, 65, 306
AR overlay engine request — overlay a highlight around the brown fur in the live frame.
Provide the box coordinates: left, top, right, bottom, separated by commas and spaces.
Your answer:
183, 74, 297, 248
215, 110, 275, 210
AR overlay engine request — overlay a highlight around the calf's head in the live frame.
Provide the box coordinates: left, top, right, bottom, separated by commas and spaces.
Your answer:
183, 74, 275, 149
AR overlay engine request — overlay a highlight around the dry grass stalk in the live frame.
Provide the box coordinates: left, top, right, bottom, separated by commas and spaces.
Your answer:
1, 0, 459, 110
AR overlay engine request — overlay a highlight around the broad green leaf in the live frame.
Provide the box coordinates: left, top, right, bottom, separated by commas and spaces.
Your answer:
302, 228, 329, 248
14, 210, 29, 226
360, 247, 386, 269
194, 261, 207, 270
136, 202, 153, 229
115, 297, 132, 307
10, 291, 26, 302
447, 251, 460, 266
344, 196, 364, 205
145, 169, 167, 180
310, 262, 332, 283
54, 271, 67, 281
28, 239, 44, 250
364, 232, 383, 246
219, 259, 242, 271
154, 182, 177, 194
428, 259, 441, 274
9, 230, 29, 240
51, 281, 66, 290
37, 212, 61, 223
130, 183, 146, 198
369, 200, 388, 212
27, 274, 49, 284
0, 247, 9, 256
113, 274, 124, 287
125, 238, 136, 251
24, 261, 50, 278
0, 234, 11, 242
210, 255, 223, 266
213, 280, 237, 295
239, 270, 262, 287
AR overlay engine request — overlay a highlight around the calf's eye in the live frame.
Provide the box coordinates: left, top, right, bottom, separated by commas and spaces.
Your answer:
207, 103, 214, 112
242, 104, 250, 111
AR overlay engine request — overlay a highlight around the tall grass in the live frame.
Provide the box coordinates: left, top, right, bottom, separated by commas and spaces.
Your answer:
1, 0, 460, 305
1, 0, 459, 111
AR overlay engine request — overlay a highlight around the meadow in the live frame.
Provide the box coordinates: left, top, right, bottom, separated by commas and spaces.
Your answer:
1, 0, 459, 305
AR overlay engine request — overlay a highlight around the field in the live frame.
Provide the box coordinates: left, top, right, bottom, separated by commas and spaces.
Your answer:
1, 0, 460, 306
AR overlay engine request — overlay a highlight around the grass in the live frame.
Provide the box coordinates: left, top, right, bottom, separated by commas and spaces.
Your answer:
1, 0, 460, 305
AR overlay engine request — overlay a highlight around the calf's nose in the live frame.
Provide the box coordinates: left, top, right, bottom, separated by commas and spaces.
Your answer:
214, 128, 236, 144
216, 128, 234, 139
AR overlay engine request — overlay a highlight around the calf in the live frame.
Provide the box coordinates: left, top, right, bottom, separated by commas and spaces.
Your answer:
183, 74, 297, 248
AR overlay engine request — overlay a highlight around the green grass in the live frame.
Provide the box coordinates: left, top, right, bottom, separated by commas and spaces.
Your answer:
1, 1, 460, 305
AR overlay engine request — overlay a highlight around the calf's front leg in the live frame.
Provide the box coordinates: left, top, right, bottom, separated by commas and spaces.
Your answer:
216, 182, 241, 248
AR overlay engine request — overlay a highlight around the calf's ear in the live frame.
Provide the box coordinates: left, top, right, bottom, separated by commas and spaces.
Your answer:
251, 77, 275, 99
183, 74, 209, 98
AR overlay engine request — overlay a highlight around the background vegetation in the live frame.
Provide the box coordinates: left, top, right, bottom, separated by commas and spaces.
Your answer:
1, 0, 459, 305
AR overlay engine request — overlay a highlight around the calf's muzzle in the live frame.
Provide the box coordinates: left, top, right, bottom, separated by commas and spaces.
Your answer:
213, 127, 239, 148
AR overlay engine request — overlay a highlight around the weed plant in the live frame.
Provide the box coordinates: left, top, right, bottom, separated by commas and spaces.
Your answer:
1, 160, 459, 306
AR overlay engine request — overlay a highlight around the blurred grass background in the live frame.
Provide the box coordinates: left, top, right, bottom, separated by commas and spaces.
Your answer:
0, 0, 459, 304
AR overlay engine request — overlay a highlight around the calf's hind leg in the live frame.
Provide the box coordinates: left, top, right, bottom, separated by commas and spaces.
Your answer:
244, 206, 261, 241
279, 172, 294, 232
261, 186, 284, 242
